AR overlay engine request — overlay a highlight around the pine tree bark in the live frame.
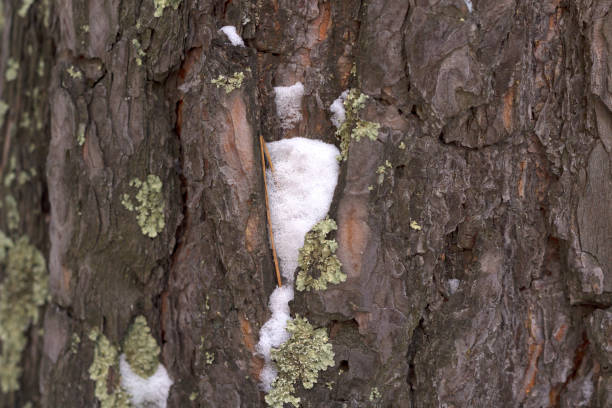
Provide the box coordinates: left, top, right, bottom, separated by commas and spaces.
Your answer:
1, 0, 612, 407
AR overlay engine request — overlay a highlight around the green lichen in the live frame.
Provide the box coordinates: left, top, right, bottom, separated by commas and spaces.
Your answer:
131, 39, 147, 66
123, 316, 160, 378
205, 351, 214, 365
398, 141, 406, 150
153, 0, 181, 17
66, 66, 82, 79
211, 72, 245, 94
369, 387, 381, 402
376, 160, 392, 185
77, 123, 86, 146
0, 1, 4, 30
265, 316, 335, 408
5, 195, 20, 231
122, 175, 165, 238
0, 236, 48, 393
17, 0, 34, 17
37, 60, 45, 77
410, 220, 422, 231
189, 392, 198, 401
336, 89, 380, 161
88, 329, 131, 408
71, 333, 81, 354
0, 100, 8, 127
5, 58, 19, 82
296, 218, 345, 292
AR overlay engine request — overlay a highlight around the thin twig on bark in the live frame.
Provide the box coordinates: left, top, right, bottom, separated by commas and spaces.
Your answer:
260, 135, 282, 287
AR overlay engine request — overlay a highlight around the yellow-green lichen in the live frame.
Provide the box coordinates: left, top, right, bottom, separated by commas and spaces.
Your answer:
5, 59, 19, 82
399, 141, 406, 150
131, 39, 146, 66
211, 72, 245, 94
88, 329, 131, 407
71, 333, 81, 354
0, 235, 48, 393
336, 89, 380, 161
153, 0, 181, 17
77, 123, 86, 146
37, 60, 45, 77
123, 316, 160, 378
205, 351, 214, 365
0, 100, 8, 127
5, 195, 20, 231
376, 160, 392, 185
17, 0, 34, 17
265, 316, 335, 408
67, 66, 82, 79
121, 175, 165, 238
296, 217, 345, 292
409, 220, 422, 231
369, 387, 381, 402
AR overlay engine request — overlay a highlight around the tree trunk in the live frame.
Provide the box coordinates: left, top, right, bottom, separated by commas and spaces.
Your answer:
1, 0, 612, 407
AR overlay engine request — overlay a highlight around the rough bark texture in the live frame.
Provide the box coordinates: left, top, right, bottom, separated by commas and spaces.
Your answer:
1, 0, 612, 407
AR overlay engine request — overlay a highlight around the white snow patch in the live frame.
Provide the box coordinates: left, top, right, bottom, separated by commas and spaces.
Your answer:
329, 90, 349, 128
255, 137, 340, 391
464, 0, 473, 12
219, 26, 245, 47
119, 354, 173, 408
274, 82, 305, 130
449, 279, 460, 294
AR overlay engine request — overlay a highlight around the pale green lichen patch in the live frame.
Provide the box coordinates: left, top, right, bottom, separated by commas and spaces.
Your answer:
153, 0, 181, 17
296, 217, 345, 292
131, 39, 146, 66
336, 89, 380, 161
376, 160, 392, 185
399, 141, 406, 150
211, 72, 245, 94
410, 220, 422, 231
0, 236, 48, 393
123, 316, 160, 378
71, 333, 81, 354
369, 387, 381, 401
5, 195, 20, 231
66, 66, 82, 79
77, 123, 86, 146
5, 59, 19, 82
0, 100, 8, 127
88, 329, 131, 407
265, 316, 335, 408
17, 0, 35, 17
121, 175, 165, 238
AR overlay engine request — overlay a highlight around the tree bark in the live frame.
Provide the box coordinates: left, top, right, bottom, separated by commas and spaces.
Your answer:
1, 0, 612, 407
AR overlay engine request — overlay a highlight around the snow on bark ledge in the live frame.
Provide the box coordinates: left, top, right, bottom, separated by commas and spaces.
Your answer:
274, 82, 305, 130
119, 355, 173, 408
219, 26, 245, 47
256, 137, 340, 391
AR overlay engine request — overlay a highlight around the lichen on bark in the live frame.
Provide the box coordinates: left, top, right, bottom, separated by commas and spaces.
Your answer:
265, 316, 335, 408
123, 316, 160, 378
121, 175, 166, 238
336, 89, 380, 161
296, 217, 345, 292
88, 329, 131, 408
0, 235, 48, 393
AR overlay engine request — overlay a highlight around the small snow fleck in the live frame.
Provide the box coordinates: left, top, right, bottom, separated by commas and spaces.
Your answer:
329, 90, 349, 128
449, 279, 460, 294
464, 0, 473, 13
274, 82, 305, 131
219, 26, 245, 47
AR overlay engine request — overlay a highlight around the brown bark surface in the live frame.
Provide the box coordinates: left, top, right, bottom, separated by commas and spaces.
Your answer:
1, 0, 612, 407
